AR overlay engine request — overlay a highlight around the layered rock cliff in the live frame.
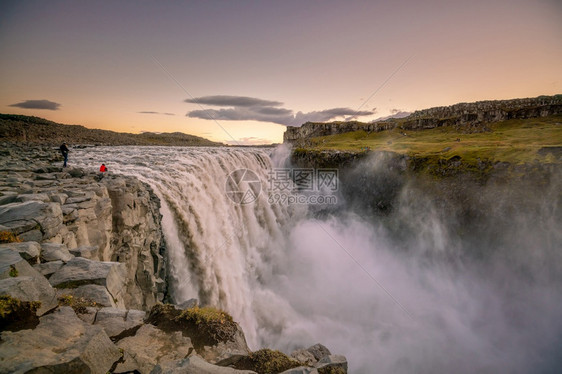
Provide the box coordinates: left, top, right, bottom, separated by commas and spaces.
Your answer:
0, 143, 166, 310
284, 94, 562, 145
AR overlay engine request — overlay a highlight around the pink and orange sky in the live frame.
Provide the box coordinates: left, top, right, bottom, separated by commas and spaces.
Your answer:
1, 0, 561, 144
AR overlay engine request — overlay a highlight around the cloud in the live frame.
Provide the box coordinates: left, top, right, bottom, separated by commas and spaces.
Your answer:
185, 95, 375, 126
9, 99, 60, 110
138, 111, 175, 116
185, 95, 283, 107
293, 107, 374, 124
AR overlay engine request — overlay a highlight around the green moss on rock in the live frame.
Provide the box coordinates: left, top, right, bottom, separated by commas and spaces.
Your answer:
0, 295, 40, 331
234, 349, 301, 374
178, 306, 237, 344
57, 294, 99, 314
0, 231, 22, 244
318, 367, 346, 374
146, 303, 239, 350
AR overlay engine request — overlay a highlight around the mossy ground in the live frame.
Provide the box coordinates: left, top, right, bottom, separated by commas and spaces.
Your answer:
177, 306, 237, 344
318, 367, 346, 374
0, 231, 22, 243
57, 294, 99, 314
146, 304, 238, 349
302, 115, 562, 166
0, 295, 40, 331
233, 348, 301, 374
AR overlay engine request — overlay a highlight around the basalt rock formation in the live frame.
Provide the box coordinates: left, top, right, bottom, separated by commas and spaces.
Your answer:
284, 94, 562, 145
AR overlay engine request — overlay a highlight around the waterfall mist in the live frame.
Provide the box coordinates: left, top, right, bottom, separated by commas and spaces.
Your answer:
73, 146, 562, 373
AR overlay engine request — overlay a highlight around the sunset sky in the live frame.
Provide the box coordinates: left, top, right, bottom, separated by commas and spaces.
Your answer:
1, 0, 561, 144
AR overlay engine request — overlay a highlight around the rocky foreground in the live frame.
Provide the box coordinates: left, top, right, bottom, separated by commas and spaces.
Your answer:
0, 143, 347, 374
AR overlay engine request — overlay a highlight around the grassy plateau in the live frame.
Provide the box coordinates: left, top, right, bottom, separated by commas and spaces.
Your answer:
301, 115, 562, 165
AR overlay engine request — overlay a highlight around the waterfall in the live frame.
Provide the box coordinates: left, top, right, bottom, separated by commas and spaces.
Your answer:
72, 146, 562, 374
72, 146, 297, 346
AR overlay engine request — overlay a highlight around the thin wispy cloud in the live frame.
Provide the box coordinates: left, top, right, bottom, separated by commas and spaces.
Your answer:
185, 95, 283, 107
138, 111, 175, 116
9, 99, 61, 110
185, 95, 375, 126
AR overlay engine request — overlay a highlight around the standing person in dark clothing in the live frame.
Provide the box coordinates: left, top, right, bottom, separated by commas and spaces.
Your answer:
59, 142, 69, 167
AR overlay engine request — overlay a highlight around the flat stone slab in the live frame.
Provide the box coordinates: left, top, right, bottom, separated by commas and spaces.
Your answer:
153, 355, 258, 374
0, 306, 121, 374
0, 276, 58, 316
48, 257, 126, 308
58, 284, 116, 307
315, 355, 348, 372
41, 243, 74, 263
69, 245, 99, 259
0, 201, 63, 239
0, 241, 40, 263
116, 324, 194, 374
33, 260, 64, 277
93, 307, 145, 338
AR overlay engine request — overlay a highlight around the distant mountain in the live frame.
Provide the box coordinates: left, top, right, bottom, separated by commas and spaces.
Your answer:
0, 114, 224, 146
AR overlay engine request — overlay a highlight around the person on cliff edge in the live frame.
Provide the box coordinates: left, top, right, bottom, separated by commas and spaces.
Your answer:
100, 164, 107, 172
59, 142, 69, 167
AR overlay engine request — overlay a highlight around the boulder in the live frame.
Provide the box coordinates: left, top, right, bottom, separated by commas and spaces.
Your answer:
40, 242, 74, 263
59, 284, 117, 307
0, 306, 121, 374
16, 193, 50, 203
0, 241, 41, 264
151, 355, 257, 374
0, 201, 63, 240
290, 349, 317, 366
76, 306, 98, 324
68, 168, 86, 178
145, 304, 251, 364
49, 193, 68, 204
0, 248, 58, 315
18, 229, 43, 242
69, 245, 99, 259
315, 355, 348, 372
115, 324, 194, 374
200, 325, 252, 365
33, 260, 64, 277
49, 257, 127, 308
0, 276, 58, 316
307, 344, 332, 361
0, 192, 18, 206
93, 307, 145, 338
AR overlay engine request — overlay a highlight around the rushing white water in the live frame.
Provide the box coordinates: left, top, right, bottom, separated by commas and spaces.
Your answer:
71, 146, 562, 374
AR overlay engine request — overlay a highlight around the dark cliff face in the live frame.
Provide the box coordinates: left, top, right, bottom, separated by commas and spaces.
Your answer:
291, 149, 562, 261
284, 94, 562, 145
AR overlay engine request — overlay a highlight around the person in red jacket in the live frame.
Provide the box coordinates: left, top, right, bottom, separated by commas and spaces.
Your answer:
100, 164, 107, 172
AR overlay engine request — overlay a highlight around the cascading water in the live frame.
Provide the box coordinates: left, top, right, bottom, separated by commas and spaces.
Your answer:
72, 146, 562, 374
73, 146, 298, 346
